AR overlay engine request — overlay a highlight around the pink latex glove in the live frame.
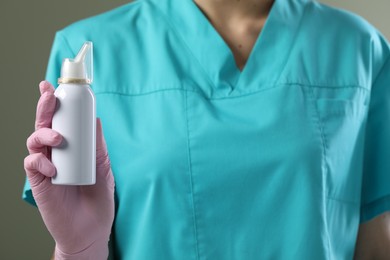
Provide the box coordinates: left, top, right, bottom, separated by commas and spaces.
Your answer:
23, 80, 115, 260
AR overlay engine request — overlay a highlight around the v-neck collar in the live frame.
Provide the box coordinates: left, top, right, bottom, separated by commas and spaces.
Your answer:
146, 0, 309, 97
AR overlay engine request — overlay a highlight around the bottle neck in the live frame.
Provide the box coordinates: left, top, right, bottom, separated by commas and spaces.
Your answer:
58, 78, 91, 84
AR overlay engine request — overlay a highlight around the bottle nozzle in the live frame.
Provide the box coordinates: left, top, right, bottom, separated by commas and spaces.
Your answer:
58, 41, 93, 84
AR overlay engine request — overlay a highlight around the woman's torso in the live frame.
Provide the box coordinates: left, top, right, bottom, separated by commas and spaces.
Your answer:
36, 0, 390, 258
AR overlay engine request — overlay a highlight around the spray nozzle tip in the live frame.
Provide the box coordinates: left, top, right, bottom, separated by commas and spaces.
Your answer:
58, 41, 93, 84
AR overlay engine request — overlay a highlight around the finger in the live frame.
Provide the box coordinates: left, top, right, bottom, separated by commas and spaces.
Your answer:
96, 118, 112, 175
96, 118, 108, 155
35, 85, 57, 131
96, 117, 110, 166
24, 153, 56, 187
27, 128, 63, 154
39, 80, 55, 95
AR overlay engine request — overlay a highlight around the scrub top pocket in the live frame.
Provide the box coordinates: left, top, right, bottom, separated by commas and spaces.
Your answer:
311, 87, 370, 204
315, 98, 366, 119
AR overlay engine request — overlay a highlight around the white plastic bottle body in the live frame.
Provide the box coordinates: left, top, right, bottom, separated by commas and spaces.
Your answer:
51, 83, 96, 185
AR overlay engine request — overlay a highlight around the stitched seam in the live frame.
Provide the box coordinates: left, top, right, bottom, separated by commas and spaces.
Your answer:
360, 195, 390, 224
94, 82, 369, 101
57, 31, 76, 57
326, 195, 359, 206
184, 91, 200, 260
371, 53, 390, 86
275, 1, 310, 84
146, 0, 217, 93
361, 194, 390, 211
95, 88, 197, 96
279, 81, 370, 92
304, 85, 333, 260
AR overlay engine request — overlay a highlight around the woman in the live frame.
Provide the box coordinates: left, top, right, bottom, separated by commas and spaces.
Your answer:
23, 0, 390, 259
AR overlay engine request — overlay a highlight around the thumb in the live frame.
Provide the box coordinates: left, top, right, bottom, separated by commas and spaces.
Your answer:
96, 117, 111, 172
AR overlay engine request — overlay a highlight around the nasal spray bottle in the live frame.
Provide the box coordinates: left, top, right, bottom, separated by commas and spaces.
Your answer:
51, 41, 96, 185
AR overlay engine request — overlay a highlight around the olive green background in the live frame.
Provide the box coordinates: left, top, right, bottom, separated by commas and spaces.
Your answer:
0, 0, 388, 259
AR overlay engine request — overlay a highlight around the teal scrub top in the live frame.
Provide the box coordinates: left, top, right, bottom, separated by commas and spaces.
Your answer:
23, 0, 390, 259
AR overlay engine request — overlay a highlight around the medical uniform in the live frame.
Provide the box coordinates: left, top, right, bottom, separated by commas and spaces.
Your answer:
23, 0, 390, 259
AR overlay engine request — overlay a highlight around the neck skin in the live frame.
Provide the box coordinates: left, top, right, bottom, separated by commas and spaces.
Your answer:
192, 0, 275, 71
193, 0, 274, 29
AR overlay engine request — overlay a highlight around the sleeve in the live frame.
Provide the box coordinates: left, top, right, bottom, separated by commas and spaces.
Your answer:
359, 52, 390, 223
22, 31, 75, 207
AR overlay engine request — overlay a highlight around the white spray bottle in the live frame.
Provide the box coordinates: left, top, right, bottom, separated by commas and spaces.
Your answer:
51, 41, 96, 185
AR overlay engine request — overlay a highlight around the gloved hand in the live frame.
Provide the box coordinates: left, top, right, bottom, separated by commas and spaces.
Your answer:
23, 80, 115, 260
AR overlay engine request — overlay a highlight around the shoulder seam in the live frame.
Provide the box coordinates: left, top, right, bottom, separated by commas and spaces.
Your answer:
372, 53, 390, 86
56, 31, 76, 57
